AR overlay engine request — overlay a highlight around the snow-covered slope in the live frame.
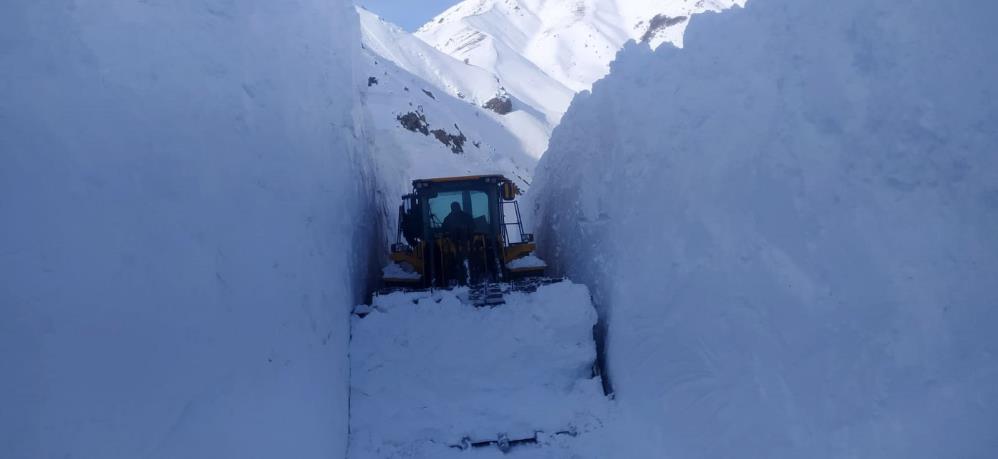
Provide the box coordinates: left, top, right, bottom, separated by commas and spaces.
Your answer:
417, 0, 743, 96
0, 1, 374, 458
361, 7, 505, 113
359, 7, 551, 160
531, 0, 998, 457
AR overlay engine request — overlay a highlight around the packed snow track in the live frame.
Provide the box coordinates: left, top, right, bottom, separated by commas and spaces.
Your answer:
348, 281, 611, 458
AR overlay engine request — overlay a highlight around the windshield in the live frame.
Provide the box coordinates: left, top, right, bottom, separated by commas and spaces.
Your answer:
428, 190, 491, 230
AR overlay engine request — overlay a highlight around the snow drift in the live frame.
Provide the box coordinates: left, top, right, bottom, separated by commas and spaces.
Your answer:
0, 1, 375, 458
531, 0, 998, 457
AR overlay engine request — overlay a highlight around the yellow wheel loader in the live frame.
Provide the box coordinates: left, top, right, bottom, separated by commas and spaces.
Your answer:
381, 175, 548, 295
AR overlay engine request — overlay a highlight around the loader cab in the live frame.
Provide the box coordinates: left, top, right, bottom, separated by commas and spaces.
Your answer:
385, 175, 544, 289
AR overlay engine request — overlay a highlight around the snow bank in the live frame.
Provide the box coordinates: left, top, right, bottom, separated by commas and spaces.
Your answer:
0, 1, 375, 458
531, 0, 998, 457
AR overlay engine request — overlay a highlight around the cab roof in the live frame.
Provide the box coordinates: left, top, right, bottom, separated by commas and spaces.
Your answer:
411, 174, 509, 186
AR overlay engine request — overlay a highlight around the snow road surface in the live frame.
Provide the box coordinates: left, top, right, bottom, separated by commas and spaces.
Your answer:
348, 281, 611, 458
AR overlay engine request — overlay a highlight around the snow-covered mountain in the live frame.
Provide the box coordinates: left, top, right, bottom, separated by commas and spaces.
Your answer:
417, 0, 744, 97
358, 1, 744, 242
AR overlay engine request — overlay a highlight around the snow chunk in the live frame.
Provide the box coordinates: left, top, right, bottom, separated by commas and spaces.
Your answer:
381, 262, 421, 281
507, 254, 547, 270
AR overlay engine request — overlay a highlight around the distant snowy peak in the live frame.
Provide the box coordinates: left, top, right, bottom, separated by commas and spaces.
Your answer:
417, 0, 745, 92
358, 7, 502, 107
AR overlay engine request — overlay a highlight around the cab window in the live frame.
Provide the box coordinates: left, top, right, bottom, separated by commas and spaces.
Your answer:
428, 190, 491, 229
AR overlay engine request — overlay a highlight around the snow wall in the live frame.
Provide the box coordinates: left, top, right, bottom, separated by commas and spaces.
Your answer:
531, 0, 998, 457
0, 1, 378, 458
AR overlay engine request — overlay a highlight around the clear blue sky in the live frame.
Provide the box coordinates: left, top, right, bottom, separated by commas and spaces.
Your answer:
356, 0, 459, 31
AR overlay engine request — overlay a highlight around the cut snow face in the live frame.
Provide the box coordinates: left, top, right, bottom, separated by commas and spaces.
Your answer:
1, 0, 372, 457
348, 281, 612, 458
530, 0, 998, 457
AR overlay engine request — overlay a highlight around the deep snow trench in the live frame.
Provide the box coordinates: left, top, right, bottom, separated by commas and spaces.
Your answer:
3, 0, 997, 458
